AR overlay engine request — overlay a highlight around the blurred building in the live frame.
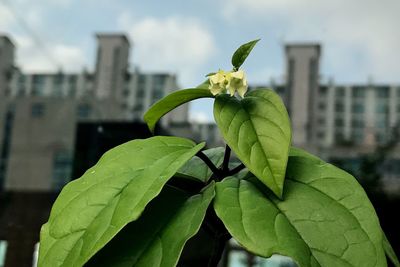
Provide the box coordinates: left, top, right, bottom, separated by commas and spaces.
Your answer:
0, 34, 192, 192
251, 43, 400, 195
0, 33, 201, 266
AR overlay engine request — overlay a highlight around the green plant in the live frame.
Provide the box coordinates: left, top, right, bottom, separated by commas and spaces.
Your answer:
38, 40, 399, 267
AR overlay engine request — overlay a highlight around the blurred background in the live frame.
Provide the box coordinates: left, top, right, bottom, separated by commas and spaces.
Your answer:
0, 0, 399, 266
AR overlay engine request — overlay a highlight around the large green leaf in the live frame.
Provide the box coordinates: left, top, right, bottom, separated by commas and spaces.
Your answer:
383, 231, 400, 267
86, 183, 215, 267
214, 152, 386, 267
176, 147, 225, 182
231, 39, 260, 69
144, 88, 214, 133
213, 89, 291, 197
38, 136, 205, 267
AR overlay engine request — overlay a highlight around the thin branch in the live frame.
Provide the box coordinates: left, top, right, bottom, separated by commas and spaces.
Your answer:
207, 233, 229, 267
227, 163, 246, 176
222, 145, 231, 172
197, 151, 222, 178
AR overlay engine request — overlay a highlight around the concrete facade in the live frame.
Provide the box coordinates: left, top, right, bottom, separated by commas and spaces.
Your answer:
94, 34, 130, 101
0, 34, 189, 192
285, 44, 320, 146
0, 36, 14, 98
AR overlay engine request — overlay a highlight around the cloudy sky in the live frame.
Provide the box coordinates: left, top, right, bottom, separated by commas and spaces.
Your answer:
1, 0, 399, 122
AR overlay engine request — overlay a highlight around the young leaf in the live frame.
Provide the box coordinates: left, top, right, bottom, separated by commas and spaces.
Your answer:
231, 39, 260, 69
38, 136, 205, 267
144, 88, 214, 133
176, 147, 225, 182
214, 151, 387, 267
86, 183, 215, 267
383, 231, 400, 267
213, 89, 291, 197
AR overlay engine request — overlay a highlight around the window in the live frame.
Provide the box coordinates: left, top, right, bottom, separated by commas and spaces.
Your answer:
309, 58, 317, 89
152, 89, 164, 101
376, 87, 389, 98
317, 131, 325, 139
68, 76, 77, 97
136, 76, 146, 98
0, 240, 7, 267
335, 132, 345, 143
318, 102, 326, 111
133, 103, 144, 112
352, 119, 364, 128
352, 103, 364, 113
319, 86, 328, 96
335, 118, 344, 127
52, 151, 72, 191
77, 104, 91, 119
335, 102, 344, 112
376, 102, 388, 113
376, 132, 387, 144
335, 87, 345, 97
352, 87, 365, 98
136, 89, 145, 98
351, 130, 364, 144
32, 75, 46, 96
288, 58, 295, 90
53, 74, 64, 97
122, 89, 130, 97
31, 103, 45, 118
376, 120, 387, 128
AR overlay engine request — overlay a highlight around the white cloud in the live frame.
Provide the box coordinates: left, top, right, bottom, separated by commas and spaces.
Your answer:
222, 0, 400, 83
118, 14, 217, 86
14, 35, 86, 73
0, 4, 14, 28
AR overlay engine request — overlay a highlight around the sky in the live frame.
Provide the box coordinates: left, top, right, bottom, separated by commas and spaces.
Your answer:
1, 0, 399, 122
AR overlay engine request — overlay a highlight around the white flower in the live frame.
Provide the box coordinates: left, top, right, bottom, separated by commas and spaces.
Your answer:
227, 70, 248, 97
209, 70, 228, 96
208, 69, 248, 97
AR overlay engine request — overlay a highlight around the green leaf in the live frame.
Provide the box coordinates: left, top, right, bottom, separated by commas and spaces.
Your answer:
38, 136, 205, 267
214, 153, 386, 267
231, 39, 260, 69
86, 183, 215, 267
144, 89, 214, 133
176, 147, 225, 182
383, 230, 400, 267
213, 89, 291, 197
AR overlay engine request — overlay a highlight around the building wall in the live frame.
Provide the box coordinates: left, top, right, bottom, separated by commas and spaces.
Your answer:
5, 98, 77, 191
285, 44, 320, 147
94, 34, 130, 102
0, 36, 14, 98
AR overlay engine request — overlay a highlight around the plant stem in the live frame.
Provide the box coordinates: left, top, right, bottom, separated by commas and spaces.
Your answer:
208, 233, 229, 267
197, 151, 222, 179
227, 163, 246, 176
222, 145, 231, 172
205, 207, 231, 267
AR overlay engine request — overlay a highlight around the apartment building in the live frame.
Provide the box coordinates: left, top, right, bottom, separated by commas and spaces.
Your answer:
0, 34, 188, 192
